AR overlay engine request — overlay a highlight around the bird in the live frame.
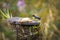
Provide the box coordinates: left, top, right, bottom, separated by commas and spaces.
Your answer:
32, 15, 41, 20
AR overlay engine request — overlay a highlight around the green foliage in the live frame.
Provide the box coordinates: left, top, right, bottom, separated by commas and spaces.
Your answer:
4, 29, 15, 40
55, 21, 60, 30
0, 0, 60, 40
0, 9, 12, 19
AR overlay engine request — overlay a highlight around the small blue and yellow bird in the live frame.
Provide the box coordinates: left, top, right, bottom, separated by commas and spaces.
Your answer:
32, 15, 41, 20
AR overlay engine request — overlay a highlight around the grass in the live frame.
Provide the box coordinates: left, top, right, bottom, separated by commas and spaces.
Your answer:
0, 1, 60, 40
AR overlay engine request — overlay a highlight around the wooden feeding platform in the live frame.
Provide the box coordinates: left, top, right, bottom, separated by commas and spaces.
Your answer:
7, 17, 40, 40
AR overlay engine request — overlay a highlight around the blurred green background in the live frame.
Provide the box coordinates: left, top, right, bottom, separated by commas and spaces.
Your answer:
0, 0, 60, 40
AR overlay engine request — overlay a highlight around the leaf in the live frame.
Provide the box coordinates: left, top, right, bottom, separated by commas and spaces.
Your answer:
0, 10, 7, 18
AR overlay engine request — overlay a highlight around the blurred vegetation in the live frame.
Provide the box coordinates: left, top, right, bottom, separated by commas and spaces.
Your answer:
0, 0, 60, 40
